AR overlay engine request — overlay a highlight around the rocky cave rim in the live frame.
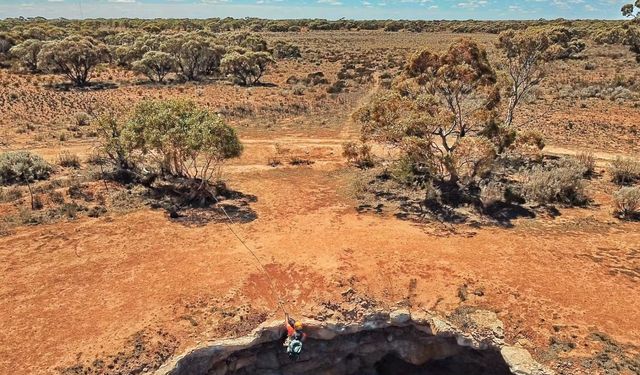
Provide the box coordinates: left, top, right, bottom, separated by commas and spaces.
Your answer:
157, 309, 554, 375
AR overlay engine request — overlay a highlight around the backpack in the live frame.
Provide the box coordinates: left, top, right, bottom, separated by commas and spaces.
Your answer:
287, 339, 303, 360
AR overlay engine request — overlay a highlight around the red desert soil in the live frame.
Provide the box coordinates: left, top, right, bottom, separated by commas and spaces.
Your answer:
1, 139, 639, 374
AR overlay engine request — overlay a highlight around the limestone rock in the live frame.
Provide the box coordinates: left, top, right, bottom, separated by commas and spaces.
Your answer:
501, 346, 555, 375
466, 310, 505, 347
389, 309, 411, 325
429, 315, 458, 338
157, 310, 554, 375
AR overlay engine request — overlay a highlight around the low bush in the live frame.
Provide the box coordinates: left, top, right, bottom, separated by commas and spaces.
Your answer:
58, 202, 84, 219
514, 130, 545, 150
523, 162, 587, 205
301, 72, 328, 86
557, 157, 591, 179
292, 84, 305, 96
480, 181, 504, 210
267, 156, 282, 167
32, 195, 43, 210
390, 157, 417, 186
68, 181, 93, 201
49, 191, 65, 204
613, 186, 640, 219
576, 151, 595, 177
85, 152, 107, 166
288, 156, 313, 166
58, 151, 81, 169
272, 41, 301, 59
451, 137, 496, 184
75, 112, 91, 127
389, 156, 435, 188
326, 80, 346, 93
16, 207, 44, 225
342, 141, 374, 169
349, 175, 368, 200
608, 157, 640, 185
507, 130, 546, 163
0, 186, 23, 203
87, 205, 107, 218
0, 151, 52, 185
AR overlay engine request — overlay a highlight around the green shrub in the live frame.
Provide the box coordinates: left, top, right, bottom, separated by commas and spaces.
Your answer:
0, 151, 51, 185
9, 39, 44, 72
608, 157, 640, 185
523, 163, 587, 205
38, 36, 110, 86
220, 51, 274, 86
391, 156, 418, 186
272, 41, 301, 59
613, 186, 640, 219
132, 51, 177, 83
125, 99, 243, 179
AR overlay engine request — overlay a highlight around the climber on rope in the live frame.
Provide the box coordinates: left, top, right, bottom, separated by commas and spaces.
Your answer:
284, 313, 307, 360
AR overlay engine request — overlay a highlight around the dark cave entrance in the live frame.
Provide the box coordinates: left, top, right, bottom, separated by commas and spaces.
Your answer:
168, 325, 513, 375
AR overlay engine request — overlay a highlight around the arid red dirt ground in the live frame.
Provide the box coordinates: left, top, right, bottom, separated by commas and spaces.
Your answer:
1, 31, 639, 375
2, 136, 639, 374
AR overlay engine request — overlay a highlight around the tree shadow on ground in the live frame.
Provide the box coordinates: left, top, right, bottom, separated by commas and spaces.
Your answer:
142, 178, 258, 227
250, 81, 278, 88
169, 198, 258, 227
359, 187, 537, 229
356, 203, 385, 214
396, 198, 469, 225
48, 81, 119, 91
131, 76, 228, 87
482, 202, 536, 228
531, 204, 562, 219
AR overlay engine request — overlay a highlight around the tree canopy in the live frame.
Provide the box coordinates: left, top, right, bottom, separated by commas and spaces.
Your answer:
220, 50, 274, 86
123, 99, 243, 181
38, 35, 110, 86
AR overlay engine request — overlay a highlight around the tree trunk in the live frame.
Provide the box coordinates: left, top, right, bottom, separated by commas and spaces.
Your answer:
504, 96, 517, 128
442, 155, 459, 185
27, 180, 35, 210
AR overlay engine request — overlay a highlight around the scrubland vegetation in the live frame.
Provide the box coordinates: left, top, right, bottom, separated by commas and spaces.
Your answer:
1, 15, 639, 232
347, 25, 639, 224
1, 11, 640, 375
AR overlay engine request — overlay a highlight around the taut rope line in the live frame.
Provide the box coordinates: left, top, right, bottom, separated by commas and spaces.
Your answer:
211, 195, 288, 316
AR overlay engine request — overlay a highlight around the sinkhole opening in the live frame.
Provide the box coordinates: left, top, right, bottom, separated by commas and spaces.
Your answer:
170, 325, 513, 375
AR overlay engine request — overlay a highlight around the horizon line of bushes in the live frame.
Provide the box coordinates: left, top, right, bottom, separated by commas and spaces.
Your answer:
0, 17, 631, 37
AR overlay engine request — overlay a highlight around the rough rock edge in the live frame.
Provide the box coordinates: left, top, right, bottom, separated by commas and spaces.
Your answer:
155, 309, 554, 375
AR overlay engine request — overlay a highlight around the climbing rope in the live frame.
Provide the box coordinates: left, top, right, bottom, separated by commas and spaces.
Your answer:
211, 194, 288, 316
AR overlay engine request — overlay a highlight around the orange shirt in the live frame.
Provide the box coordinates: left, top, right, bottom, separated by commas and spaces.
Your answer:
285, 322, 307, 340
286, 322, 295, 336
